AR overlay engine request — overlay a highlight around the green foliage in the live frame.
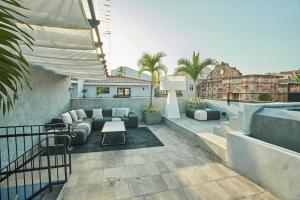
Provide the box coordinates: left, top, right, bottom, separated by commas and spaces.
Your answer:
175, 52, 217, 97
293, 73, 300, 83
143, 105, 159, 113
82, 88, 88, 94
258, 93, 272, 102
154, 87, 162, 97
186, 98, 206, 109
0, 0, 34, 115
116, 66, 126, 76
138, 52, 167, 107
138, 52, 167, 86
176, 90, 183, 97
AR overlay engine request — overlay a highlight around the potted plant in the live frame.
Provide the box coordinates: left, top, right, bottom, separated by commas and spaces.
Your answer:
142, 106, 162, 125
82, 88, 88, 98
138, 52, 167, 125
186, 98, 206, 109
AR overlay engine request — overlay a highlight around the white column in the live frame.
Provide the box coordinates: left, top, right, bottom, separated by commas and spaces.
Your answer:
164, 90, 180, 118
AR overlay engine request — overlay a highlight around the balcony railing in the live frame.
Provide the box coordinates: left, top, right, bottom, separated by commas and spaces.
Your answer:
0, 124, 74, 200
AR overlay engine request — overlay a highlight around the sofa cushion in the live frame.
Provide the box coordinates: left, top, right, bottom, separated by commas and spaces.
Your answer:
69, 110, 78, 121
92, 117, 112, 130
102, 109, 112, 117
92, 109, 103, 119
77, 122, 91, 134
76, 109, 87, 119
61, 112, 73, 124
84, 109, 93, 118
114, 108, 125, 117
122, 108, 130, 117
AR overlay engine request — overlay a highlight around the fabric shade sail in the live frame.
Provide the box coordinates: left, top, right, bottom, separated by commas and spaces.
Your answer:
15, 0, 107, 80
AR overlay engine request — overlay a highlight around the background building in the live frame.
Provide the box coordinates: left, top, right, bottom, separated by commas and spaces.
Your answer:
72, 76, 151, 98
205, 63, 297, 102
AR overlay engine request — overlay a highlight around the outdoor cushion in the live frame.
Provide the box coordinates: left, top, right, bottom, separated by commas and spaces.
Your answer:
92, 109, 103, 119
194, 110, 207, 121
69, 110, 78, 121
77, 122, 91, 134
84, 110, 93, 118
102, 109, 112, 117
112, 108, 116, 117
76, 109, 87, 120
61, 112, 73, 124
114, 108, 125, 117
122, 108, 130, 117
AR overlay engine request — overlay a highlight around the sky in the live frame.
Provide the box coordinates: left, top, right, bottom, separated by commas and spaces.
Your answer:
108, 0, 300, 75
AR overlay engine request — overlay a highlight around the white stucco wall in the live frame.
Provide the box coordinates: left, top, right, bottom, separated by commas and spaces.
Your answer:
83, 84, 152, 98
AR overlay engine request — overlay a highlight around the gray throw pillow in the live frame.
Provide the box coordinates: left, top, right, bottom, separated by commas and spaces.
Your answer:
76, 109, 87, 120
61, 112, 73, 124
114, 108, 124, 118
69, 110, 78, 121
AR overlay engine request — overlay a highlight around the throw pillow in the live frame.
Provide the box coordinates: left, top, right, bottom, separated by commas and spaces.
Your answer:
92, 109, 103, 119
122, 108, 130, 117
112, 108, 116, 117
114, 108, 124, 118
76, 109, 87, 120
69, 110, 78, 121
61, 112, 73, 124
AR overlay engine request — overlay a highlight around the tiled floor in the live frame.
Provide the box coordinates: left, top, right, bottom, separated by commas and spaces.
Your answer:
59, 125, 280, 200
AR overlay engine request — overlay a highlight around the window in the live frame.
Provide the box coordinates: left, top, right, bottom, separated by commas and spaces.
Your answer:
190, 84, 194, 91
96, 87, 109, 95
117, 88, 131, 97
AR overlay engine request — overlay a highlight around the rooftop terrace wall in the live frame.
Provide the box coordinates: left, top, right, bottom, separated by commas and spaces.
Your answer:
0, 65, 71, 127
70, 97, 189, 119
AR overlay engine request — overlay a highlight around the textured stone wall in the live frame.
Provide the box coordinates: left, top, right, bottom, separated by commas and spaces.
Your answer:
0, 66, 71, 168
70, 97, 189, 119
0, 66, 71, 126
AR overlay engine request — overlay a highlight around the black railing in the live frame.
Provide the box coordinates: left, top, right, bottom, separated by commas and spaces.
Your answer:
0, 124, 74, 200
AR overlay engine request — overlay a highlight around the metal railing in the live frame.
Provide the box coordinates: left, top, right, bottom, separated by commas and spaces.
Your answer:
0, 124, 74, 200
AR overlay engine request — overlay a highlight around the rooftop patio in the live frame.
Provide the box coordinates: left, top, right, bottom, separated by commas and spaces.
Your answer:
58, 123, 279, 200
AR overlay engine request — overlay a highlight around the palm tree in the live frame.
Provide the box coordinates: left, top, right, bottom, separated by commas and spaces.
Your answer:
175, 51, 217, 97
116, 66, 126, 76
138, 52, 167, 107
0, 0, 34, 114
293, 73, 300, 83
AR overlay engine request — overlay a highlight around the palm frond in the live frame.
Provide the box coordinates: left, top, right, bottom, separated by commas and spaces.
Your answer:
0, 0, 33, 115
137, 51, 167, 107
176, 52, 217, 83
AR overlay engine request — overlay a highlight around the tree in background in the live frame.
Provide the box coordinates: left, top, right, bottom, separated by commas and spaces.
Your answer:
138, 52, 167, 107
0, 0, 34, 114
116, 66, 126, 76
293, 73, 300, 83
175, 51, 217, 97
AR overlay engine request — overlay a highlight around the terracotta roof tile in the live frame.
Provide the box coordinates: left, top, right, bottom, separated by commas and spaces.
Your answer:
85, 76, 151, 85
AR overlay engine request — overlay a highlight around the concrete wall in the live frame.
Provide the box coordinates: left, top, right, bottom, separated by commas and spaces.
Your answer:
0, 66, 71, 167
242, 102, 300, 132
227, 131, 300, 200
70, 97, 189, 119
250, 108, 300, 153
205, 99, 244, 117
83, 84, 151, 98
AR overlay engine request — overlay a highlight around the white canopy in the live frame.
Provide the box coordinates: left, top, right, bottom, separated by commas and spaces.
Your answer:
15, 0, 107, 80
